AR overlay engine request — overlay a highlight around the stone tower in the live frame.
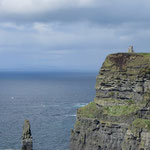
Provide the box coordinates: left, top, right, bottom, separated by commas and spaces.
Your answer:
128, 46, 134, 53
21, 120, 33, 150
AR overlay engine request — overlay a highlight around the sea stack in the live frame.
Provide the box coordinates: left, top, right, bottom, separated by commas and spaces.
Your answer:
70, 53, 150, 150
21, 120, 33, 150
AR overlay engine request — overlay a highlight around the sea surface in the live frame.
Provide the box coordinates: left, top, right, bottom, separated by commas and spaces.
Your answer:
0, 72, 96, 150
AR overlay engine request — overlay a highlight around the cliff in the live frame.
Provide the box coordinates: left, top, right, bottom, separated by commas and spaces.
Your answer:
70, 53, 150, 150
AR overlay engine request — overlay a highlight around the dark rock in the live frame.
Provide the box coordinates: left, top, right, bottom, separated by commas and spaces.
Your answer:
21, 120, 33, 150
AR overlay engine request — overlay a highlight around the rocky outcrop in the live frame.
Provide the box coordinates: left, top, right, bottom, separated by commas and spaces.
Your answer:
70, 53, 150, 150
21, 120, 33, 150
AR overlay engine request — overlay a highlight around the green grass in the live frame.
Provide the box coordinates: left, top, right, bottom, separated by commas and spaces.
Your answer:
77, 102, 100, 118
138, 53, 150, 56
78, 101, 141, 118
132, 119, 150, 130
94, 98, 124, 106
126, 99, 135, 105
94, 98, 136, 106
138, 53, 150, 62
103, 105, 139, 116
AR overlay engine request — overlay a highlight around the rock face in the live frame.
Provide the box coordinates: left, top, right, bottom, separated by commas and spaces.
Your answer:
22, 120, 33, 150
70, 53, 150, 150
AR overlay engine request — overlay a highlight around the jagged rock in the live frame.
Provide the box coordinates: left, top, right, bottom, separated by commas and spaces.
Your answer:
70, 53, 150, 150
21, 120, 33, 150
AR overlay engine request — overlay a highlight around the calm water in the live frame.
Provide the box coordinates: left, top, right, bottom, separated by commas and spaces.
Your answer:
0, 72, 96, 150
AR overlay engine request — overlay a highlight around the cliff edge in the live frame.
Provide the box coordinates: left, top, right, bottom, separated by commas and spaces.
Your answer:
70, 53, 150, 150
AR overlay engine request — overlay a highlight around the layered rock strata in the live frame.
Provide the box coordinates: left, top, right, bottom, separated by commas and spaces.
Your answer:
21, 120, 33, 150
70, 53, 150, 150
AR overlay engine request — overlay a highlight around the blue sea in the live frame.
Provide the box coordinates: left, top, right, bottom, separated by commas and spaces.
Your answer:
0, 72, 96, 150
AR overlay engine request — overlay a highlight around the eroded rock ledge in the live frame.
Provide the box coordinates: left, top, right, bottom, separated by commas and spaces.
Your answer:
70, 53, 150, 150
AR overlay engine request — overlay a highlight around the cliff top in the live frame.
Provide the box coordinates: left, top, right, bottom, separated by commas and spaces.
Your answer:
103, 53, 150, 71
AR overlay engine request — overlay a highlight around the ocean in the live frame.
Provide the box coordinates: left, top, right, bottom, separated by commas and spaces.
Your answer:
0, 72, 96, 150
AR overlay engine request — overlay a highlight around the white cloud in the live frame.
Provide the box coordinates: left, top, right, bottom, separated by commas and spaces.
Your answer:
0, 21, 149, 53
33, 23, 53, 33
0, 22, 24, 30
0, 0, 96, 14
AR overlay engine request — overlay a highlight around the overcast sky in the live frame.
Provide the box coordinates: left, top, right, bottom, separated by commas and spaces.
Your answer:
0, 0, 150, 72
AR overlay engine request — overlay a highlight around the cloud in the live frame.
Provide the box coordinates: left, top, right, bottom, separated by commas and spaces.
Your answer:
0, 0, 95, 14
0, 0, 150, 71
0, 0, 150, 24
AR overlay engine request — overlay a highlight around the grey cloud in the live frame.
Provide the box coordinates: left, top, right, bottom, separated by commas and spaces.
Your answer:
0, 0, 150, 71
0, 0, 150, 25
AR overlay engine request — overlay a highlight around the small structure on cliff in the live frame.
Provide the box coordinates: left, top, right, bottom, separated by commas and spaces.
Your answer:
21, 120, 33, 150
128, 45, 134, 53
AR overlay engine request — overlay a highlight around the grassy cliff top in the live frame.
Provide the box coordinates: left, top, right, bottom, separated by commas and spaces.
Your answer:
138, 53, 150, 56
102, 53, 150, 73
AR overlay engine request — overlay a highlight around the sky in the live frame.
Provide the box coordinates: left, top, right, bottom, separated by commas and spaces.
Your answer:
0, 0, 150, 72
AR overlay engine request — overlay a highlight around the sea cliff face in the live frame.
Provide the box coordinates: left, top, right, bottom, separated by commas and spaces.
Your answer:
70, 53, 150, 150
